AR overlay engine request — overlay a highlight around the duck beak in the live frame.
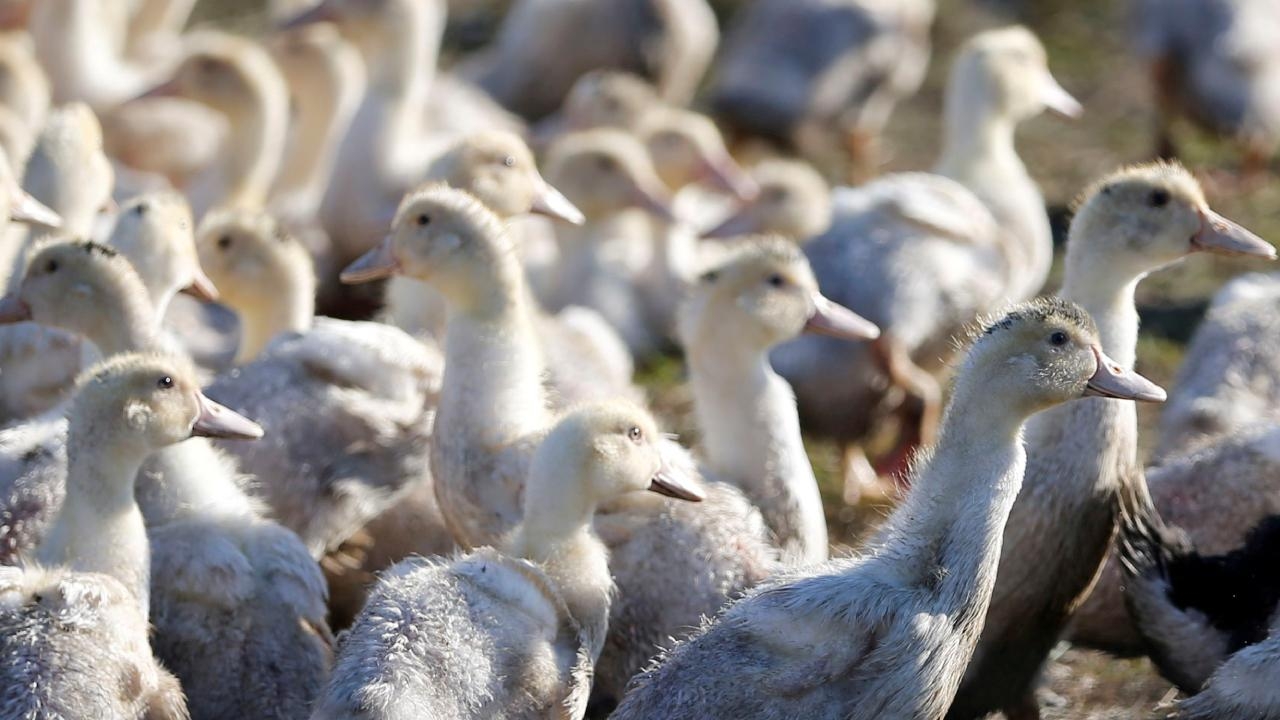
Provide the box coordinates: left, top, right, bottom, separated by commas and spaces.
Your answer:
191, 392, 264, 440
1084, 346, 1166, 402
631, 183, 677, 223
277, 0, 338, 30
1041, 70, 1083, 118
699, 153, 758, 202
1191, 208, 1275, 259
0, 293, 30, 323
805, 293, 880, 341
9, 188, 61, 228
648, 462, 705, 502
341, 237, 400, 284
530, 177, 586, 225
130, 77, 182, 103
180, 267, 220, 302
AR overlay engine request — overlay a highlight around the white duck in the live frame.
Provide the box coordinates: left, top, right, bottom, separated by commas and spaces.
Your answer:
342, 185, 778, 707
948, 162, 1275, 720
756, 27, 1078, 501
702, 159, 833, 241
194, 208, 445, 560
27, 0, 155, 109
0, 351, 260, 720
680, 238, 879, 565
542, 128, 677, 357
132, 32, 289, 219
612, 298, 1165, 720
311, 401, 704, 720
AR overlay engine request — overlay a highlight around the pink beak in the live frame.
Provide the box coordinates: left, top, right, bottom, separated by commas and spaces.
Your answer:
1190, 208, 1275, 259
191, 392, 264, 440
341, 237, 400, 284
1083, 346, 1166, 402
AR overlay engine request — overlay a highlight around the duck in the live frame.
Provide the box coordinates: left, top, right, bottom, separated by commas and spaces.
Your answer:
462, 0, 718, 120
611, 298, 1165, 720
702, 158, 833, 241
1140, 0, 1280, 173
764, 26, 1079, 503
541, 128, 677, 357
105, 192, 216, 318
530, 69, 663, 147
193, 209, 445, 561
679, 238, 879, 565
131, 32, 290, 219
27, 0, 156, 109
1117, 475, 1280, 716
0, 242, 335, 719
1067, 272, 1280, 652
708, 0, 934, 179
341, 185, 778, 709
946, 162, 1275, 720
0, 351, 262, 720
311, 400, 704, 720
634, 106, 758, 341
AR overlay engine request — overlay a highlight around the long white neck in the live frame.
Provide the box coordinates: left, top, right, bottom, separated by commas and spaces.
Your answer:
934, 92, 1022, 183
687, 341, 827, 564
31, 0, 151, 107
437, 274, 552, 450
273, 56, 364, 215
39, 425, 153, 616
233, 262, 315, 363
1060, 252, 1142, 367
215, 83, 290, 214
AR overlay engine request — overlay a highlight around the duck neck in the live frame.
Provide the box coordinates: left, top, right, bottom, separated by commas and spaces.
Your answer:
275, 56, 362, 212
233, 262, 315, 363
1060, 250, 1142, 366
935, 93, 1022, 184
687, 340, 826, 562
439, 268, 551, 449
869, 371, 1029, 620
218, 83, 289, 212
86, 285, 162, 358
40, 423, 152, 614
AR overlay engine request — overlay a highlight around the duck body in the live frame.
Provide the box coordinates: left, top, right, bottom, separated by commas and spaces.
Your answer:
312, 549, 593, 720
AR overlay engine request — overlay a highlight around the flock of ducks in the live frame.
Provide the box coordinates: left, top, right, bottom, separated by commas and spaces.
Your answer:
0, 0, 1277, 719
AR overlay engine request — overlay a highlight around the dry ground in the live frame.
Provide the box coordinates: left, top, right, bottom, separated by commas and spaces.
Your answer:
190, 0, 1280, 717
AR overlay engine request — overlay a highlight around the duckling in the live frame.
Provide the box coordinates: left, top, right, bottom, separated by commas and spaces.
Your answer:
132, 33, 290, 218
311, 401, 704, 720
194, 209, 444, 561
105, 192, 216, 317
463, 0, 717, 120
531, 70, 662, 147
702, 159, 833, 241
12, 102, 113, 242
680, 238, 878, 565
342, 185, 778, 708
542, 128, 677, 357
709, 0, 933, 178
764, 27, 1078, 503
947, 162, 1275, 720
613, 298, 1163, 719
0, 351, 262, 720
1139, 0, 1280, 173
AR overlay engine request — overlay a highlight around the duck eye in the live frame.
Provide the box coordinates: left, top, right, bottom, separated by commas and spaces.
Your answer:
1148, 189, 1170, 208
767, 274, 786, 288
595, 156, 615, 172
700, 270, 719, 283
134, 203, 148, 217
502, 155, 516, 168
45, 259, 58, 274
416, 214, 431, 227
1049, 330, 1069, 347
627, 426, 643, 444
157, 376, 174, 390
217, 235, 232, 250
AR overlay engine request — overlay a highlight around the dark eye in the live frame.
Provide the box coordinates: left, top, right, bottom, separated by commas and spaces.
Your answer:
45, 259, 58, 274
416, 214, 431, 227
595, 156, 615, 172
767, 274, 786, 288
134, 203, 148, 217
700, 270, 719, 283
627, 426, 643, 444
1049, 331, 1069, 347
217, 235, 232, 250
157, 376, 174, 389
502, 155, 515, 168
1148, 189, 1170, 208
